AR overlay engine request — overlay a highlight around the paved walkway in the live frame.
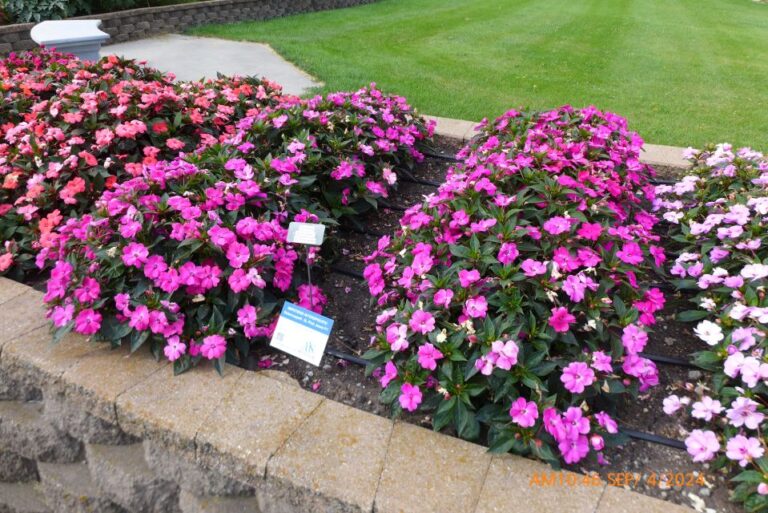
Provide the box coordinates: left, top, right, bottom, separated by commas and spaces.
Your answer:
101, 34, 321, 95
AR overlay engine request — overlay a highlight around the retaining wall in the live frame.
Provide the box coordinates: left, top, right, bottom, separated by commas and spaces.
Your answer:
0, 0, 378, 54
0, 279, 695, 513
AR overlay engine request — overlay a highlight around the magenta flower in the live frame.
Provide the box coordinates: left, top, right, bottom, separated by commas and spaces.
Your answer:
465, 296, 488, 318
399, 383, 422, 412
559, 435, 589, 464
380, 361, 398, 388
548, 307, 575, 333
497, 242, 519, 265
560, 361, 596, 394
128, 304, 150, 331
74, 309, 101, 335
621, 324, 648, 354
50, 304, 74, 328
386, 323, 409, 351
594, 411, 618, 434
122, 243, 148, 268
458, 269, 481, 288
685, 430, 720, 462
509, 397, 538, 428
590, 351, 612, 373
576, 222, 602, 241
521, 258, 547, 277
200, 334, 227, 360
163, 336, 187, 362
226, 242, 250, 269
543, 216, 571, 235
409, 309, 435, 334
433, 288, 454, 307
417, 343, 444, 370
616, 242, 644, 265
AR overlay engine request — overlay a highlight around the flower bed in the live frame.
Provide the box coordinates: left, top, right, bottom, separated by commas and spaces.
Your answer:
364, 106, 667, 466
654, 145, 768, 511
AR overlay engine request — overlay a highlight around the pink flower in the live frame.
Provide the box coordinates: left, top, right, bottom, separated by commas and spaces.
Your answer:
74, 309, 101, 335
726, 397, 764, 429
458, 269, 481, 288
560, 361, 596, 394
685, 430, 720, 462
548, 307, 575, 333
50, 304, 74, 327
399, 383, 422, 411
616, 242, 644, 265
591, 351, 612, 373
417, 343, 444, 370
226, 242, 250, 268
163, 336, 187, 362
509, 397, 538, 428
543, 216, 571, 235
621, 324, 648, 354
380, 361, 398, 388
521, 259, 547, 277
595, 411, 618, 434
200, 334, 227, 360
559, 436, 589, 464
663, 395, 687, 415
433, 288, 454, 307
691, 396, 724, 421
128, 305, 150, 331
465, 296, 488, 318
491, 340, 518, 370
577, 222, 602, 241
122, 243, 148, 268
409, 309, 435, 334
386, 323, 409, 351
497, 242, 519, 265
725, 435, 764, 467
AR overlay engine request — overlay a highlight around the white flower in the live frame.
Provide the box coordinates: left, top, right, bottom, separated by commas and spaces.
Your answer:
699, 298, 716, 311
693, 320, 724, 346
741, 263, 768, 281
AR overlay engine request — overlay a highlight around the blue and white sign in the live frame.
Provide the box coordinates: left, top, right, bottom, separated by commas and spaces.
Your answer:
269, 302, 333, 366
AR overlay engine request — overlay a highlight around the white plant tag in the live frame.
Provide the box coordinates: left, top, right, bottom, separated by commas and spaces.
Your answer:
270, 302, 333, 366
287, 222, 326, 246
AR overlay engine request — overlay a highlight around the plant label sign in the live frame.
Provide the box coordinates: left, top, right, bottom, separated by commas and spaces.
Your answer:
287, 222, 325, 246
269, 302, 333, 366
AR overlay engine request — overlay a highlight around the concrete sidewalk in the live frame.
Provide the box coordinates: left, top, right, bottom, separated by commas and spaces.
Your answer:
101, 34, 321, 96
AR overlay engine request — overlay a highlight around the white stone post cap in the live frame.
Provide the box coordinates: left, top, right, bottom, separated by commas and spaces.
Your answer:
31, 20, 109, 46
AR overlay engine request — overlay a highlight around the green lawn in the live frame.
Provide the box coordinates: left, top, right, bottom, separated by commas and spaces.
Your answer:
191, 0, 768, 149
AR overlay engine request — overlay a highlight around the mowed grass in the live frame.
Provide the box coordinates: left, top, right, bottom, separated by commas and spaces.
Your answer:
191, 0, 768, 148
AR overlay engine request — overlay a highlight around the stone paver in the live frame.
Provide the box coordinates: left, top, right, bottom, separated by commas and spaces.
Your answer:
38, 462, 125, 513
116, 364, 245, 450
595, 485, 695, 513
179, 490, 261, 513
266, 399, 392, 513
58, 344, 167, 423
86, 443, 181, 513
0, 277, 33, 307
196, 372, 323, 483
475, 455, 603, 513
0, 401, 83, 463
0, 290, 48, 352
374, 421, 492, 513
102, 34, 321, 95
1, 326, 99, 389
0, 482, 50, 513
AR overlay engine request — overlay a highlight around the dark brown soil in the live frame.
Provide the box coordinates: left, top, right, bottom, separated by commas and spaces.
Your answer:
244, 135, 738, 513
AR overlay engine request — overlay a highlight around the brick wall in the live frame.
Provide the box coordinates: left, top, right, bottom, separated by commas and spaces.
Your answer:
0, 0, 378, 54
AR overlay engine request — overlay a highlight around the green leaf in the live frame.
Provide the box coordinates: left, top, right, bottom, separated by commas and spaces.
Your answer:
676, 310, 709, 322
130, 330, 149, 353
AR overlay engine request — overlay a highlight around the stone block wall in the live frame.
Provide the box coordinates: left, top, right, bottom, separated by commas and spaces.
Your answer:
0, 0, 379, 54
0, 280, 695, 513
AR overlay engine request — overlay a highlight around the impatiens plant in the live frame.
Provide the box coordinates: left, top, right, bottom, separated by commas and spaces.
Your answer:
197, 84, 434, 220
0, 49, 288, 278
39, 158, 327, 373
364, 106, 666, 466
655, 144, 768, 512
